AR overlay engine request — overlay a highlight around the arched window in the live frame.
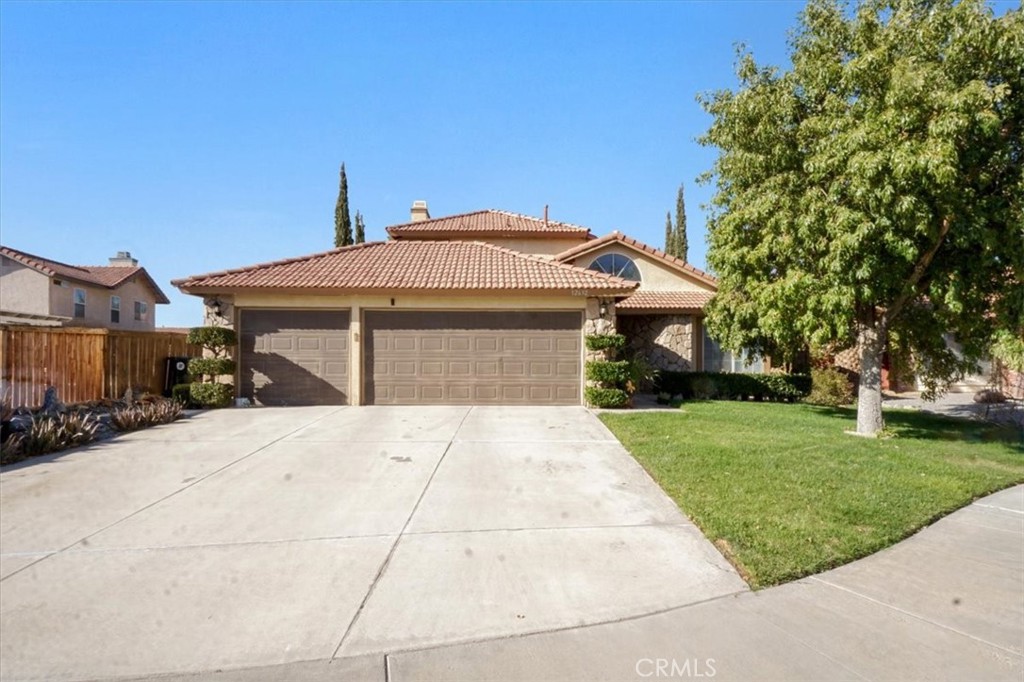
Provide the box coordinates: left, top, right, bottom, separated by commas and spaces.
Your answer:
587, 253, 641, 281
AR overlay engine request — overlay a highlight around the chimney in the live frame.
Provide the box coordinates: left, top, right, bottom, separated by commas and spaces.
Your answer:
109, 251, 138, 267
410, 200, 430, 223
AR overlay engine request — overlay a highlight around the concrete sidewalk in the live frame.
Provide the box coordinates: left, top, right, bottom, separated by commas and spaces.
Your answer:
120, 485, 1023, 682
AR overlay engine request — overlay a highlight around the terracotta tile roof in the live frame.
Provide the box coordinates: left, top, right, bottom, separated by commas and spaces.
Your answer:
555, 232, 718, 288
172, 241, 639, 294
0, 245, 170, 304
616, 290, 714, 311
386, 210, 592, 239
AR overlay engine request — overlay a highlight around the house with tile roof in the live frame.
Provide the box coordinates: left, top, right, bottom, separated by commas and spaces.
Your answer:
173, 201, 745, 407
0, 247, 170, 330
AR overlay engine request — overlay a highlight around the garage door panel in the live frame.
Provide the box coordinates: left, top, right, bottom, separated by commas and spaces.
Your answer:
503, 361, 526, 377
556, 337, 580, 352
393, 337, 417, 352
240, 310, 349, 406
421, 336, 444, 352
365, 311, 581, 405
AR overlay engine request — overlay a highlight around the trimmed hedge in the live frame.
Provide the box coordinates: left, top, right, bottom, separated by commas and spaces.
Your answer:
655, 372, 812, 402
190, 382, 233, 409
585, 360, 629, 385
187, 326, 237, 350
584, 334, 626, 352
584, 386, 630, 408
188, 357, 237, 377
171, 383, 193, 407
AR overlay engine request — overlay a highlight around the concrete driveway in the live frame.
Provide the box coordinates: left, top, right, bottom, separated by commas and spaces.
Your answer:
0, 406, 744, 681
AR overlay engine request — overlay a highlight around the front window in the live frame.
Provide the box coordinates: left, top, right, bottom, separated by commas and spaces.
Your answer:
702, 327, 764, 373
110, 296, 121, 324
73, 288, 86, 318
587, 253, 641, 281
134, 301, 148, 321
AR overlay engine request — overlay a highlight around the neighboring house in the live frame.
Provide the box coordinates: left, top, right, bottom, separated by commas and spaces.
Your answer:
172, 202, 735, 407
0, 246, 170, 330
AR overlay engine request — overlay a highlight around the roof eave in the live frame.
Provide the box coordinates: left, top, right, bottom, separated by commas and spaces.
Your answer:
174, 284, 638, 297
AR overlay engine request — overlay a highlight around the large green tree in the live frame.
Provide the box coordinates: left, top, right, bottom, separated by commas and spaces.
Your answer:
334, 163, 352, 247
665, 211, 675, 255
674, 184, 689, 262
699, 0, 1022, 435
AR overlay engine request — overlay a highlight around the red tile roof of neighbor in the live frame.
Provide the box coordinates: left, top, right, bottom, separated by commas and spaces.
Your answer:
555, 232, 718, 288
386, 210, 593, 239
172, 241, 639, 294
0, 245, 171, 304
615, 290, 715, 311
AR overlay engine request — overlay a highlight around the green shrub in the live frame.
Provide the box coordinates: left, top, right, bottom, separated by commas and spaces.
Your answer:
806, 368, 854, 406
584, 334, 626, 352
585, 360, 629, 385
190, 382, 233, 409
187, 357, 236, 377
187, 326, 237, 353
171, 383, 193, 406
691, 375, 719, 400
655, 372, 812, 402
625, 355, 658, 394
585, 386, 630, 408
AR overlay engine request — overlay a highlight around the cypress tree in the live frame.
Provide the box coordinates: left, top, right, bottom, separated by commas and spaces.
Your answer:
664, 211, 674, 255
675, 184, 689, 262
334, 163, 352, 247
355, 211, 365, 244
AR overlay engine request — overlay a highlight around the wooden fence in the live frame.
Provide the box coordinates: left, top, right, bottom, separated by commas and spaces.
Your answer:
0, 326, 201, 408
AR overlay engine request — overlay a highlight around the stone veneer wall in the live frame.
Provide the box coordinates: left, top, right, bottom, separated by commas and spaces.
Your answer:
618, 314, 694, 372
584, 297, 618, 361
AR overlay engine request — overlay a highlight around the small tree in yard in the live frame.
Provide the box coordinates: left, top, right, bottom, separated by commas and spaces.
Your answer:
699, 0, 1022, 436
186, 327, 237, 408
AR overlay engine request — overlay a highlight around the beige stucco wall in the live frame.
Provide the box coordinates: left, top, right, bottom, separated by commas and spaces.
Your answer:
568, 245, 713, 292
478, 237, 590, 257
0, 257, 51, 316
50, 276, 158, 330
398, 236, 589, 257
205, 291, 609, 405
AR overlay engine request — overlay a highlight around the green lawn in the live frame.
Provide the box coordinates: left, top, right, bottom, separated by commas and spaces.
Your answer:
600, 402, 1023, 589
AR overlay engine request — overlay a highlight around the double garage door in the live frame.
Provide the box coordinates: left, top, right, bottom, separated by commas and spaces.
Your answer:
238, 309, 582, 406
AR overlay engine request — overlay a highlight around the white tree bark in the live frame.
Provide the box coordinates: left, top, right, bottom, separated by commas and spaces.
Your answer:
856, 322, 885, 436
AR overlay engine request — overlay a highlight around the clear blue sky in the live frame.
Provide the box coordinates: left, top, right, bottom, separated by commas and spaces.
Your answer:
1, 0, 805, 327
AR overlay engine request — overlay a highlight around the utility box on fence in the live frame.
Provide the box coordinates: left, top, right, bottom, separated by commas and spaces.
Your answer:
164, 356, 191, 396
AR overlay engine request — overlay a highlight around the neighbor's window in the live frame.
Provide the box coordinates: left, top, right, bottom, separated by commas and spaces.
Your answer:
702, 327, 764, 373
73, 288, 86, 318
587, 253, 641, 281
110, 296, 121, 324
134, 301, 148, 321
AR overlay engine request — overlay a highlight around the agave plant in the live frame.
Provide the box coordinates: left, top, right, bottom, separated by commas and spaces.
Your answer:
141, 399, 183, 426
17, 413, 99, 456
109, 405, 147, 432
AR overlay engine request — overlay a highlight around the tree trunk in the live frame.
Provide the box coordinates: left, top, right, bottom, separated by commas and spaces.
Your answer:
856, 322, 885, 436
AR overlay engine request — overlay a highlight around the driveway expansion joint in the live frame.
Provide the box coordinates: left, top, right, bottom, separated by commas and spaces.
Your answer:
330, 406, 475, 659
808, 576, 1023, 656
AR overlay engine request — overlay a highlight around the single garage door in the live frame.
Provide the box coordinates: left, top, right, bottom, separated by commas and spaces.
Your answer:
239, 309, 350, 406
365, 310, 582, 405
